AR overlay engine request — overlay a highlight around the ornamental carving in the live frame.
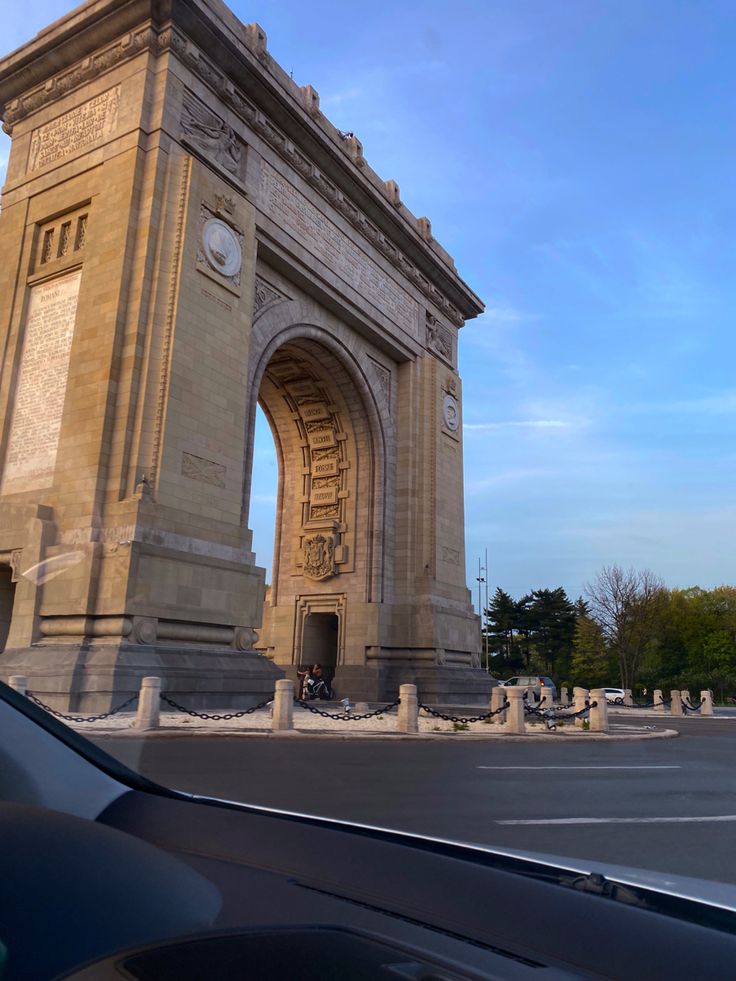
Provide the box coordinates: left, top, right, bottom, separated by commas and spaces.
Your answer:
202, 218, 242, 278
253, 276, 288, 321
426, 312, 453, 364
302, 534, 337, 582
181, 91, 244, 179
10, 549, 23, 583
443, 394, 459, 432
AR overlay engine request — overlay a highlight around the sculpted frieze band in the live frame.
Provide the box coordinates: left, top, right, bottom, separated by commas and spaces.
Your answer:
4, 21, 465, 326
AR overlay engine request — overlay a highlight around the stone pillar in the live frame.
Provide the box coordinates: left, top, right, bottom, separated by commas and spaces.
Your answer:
505, 687, 526, 734
624, 689, 633, 707
670, 690, 684, 717
272, 679, 294, 731
538, 689, 551, 710
397, 684, 418, 733
589, 689, 609, 733
700, 690, 714, 716
573, 687, 589, 728
681, 689, 691, 707
8, 675, 27, 695
489, 685, 506, 724
560, 686, 569, 706
653, 689, 664, 713
134, 676, 161, 730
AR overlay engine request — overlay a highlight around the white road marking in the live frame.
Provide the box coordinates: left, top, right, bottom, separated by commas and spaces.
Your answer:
477, 765, 681, 770
497, 815, 736, 826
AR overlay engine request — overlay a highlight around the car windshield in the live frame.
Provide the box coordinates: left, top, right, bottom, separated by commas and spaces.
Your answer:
0, 0, 734, 897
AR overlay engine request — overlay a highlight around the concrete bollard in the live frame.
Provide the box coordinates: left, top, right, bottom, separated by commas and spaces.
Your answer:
589, 689, 609, 732
272, 678, 294, 730
681, 689, 691, 708
135, 676, 161, 730
653, 688, 664, 713
700, 690, 714, 716
573, 687, 588, 728
8, 675, 28, 695
560, 686, 569, 707
489, 685, 506, 724
670, 689, 684, 717
504, 687, 526, 734
624, 689, 633, 707
397, 684, 418, 733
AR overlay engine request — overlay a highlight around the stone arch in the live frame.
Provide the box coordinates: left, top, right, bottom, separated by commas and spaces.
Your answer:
245, 303, 391, 674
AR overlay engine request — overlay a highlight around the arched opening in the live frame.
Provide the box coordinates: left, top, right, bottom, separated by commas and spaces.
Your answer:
0, 566, 16, 652
249, 404, 278, 587
249, 332, 383, 685
301, 612, 339, 687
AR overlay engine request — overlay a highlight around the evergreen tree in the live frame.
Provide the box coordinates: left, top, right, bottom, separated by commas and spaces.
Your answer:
570, 616, 612, 688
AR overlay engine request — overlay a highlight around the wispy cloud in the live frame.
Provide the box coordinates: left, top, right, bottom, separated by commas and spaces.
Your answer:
464, 419, 573, 431
626, 391, 736, 416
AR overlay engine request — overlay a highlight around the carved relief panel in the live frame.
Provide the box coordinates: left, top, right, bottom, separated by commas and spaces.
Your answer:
180, 89, 247, 184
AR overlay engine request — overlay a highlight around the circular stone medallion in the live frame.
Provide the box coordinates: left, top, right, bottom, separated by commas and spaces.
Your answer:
443, 393, 459, 432
202, 218, 242, 278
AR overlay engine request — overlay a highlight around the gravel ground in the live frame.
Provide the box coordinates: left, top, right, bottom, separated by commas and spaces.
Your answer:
60, 704, 671, 739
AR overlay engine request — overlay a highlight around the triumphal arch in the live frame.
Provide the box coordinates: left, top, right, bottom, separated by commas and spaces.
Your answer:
0, 0, 488, 709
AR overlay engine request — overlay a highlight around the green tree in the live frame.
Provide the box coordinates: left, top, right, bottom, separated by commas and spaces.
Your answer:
525, 587, 577, 677
485, 588, 517, 663
570, 615, 612, 688
584, 565, 665, 689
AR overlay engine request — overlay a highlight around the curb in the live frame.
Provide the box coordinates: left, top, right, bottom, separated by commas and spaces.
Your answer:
85, 726, 679, 742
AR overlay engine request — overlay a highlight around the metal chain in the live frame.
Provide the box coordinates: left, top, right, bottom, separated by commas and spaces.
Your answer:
159, 694, 273, 720
416, 700, 510, 724
26, 691, 138, 723
683, 697, 705, 713
525, 700, 595, 721
294, 698, 400, 720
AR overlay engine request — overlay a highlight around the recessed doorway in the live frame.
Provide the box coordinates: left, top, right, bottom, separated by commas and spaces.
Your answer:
0, 566, 16, 652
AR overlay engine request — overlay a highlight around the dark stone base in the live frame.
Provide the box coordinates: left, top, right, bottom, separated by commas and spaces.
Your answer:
285, 663, 495, 706
0, 642, 284, 713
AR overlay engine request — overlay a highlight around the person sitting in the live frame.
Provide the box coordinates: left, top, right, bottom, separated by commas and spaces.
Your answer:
305, 664, 332, 700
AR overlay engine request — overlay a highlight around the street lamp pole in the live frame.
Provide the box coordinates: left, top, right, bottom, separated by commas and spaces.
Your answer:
484, 546, 490, 673
476, 557, 485, 669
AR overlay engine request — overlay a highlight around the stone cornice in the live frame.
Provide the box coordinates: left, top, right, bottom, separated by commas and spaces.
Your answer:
0, 0, 484, 325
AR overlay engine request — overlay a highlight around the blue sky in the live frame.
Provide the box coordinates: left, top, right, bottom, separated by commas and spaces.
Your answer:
2, 2, 734, 604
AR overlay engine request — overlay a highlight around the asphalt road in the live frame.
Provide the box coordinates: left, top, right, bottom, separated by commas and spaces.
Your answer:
91, 715, 736, 886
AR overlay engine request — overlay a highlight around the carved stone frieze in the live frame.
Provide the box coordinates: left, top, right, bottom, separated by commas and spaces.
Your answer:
302, 533, 337, 581
3, 22, 466, 326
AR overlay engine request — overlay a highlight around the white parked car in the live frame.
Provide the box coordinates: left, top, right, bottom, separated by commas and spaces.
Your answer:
603, 687, 626, 704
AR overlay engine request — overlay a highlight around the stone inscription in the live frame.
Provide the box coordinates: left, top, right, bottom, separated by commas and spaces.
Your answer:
1, 271, 82, 495
28, 87, 120, 171
181, 452, 227, 489
307, 429, 337, 450
260, 162, 419, 337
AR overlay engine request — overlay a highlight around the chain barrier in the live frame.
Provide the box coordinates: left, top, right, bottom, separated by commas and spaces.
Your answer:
525, 700, 595, 721
294, 698, 400, 721
682, 697, 705, 713
416, 700, 510, 724
26, 690, 138, 723
159, 694, 273, 720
